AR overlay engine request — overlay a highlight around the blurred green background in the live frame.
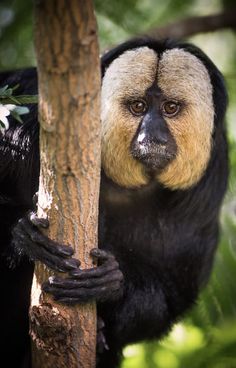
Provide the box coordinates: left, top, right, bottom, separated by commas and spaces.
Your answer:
0, 1, 235, 367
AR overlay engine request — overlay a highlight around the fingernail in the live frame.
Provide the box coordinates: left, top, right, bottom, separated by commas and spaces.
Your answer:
65, 259, 79, 269
60, 246, 74, 256
90, 248, 100, 256
70, 269, 82, 277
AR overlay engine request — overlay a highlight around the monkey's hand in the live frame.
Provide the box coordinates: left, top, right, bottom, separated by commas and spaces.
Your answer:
42, 248, 124, 304
12, 211, 124, 304
11, 211, 80, 272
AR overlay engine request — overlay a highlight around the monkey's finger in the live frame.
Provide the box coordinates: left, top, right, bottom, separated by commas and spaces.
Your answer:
12, 228, 80, 272
43, 270, 123, 291
15, 238, 78, 272
90, 248, 115, 262
47, 281, 122, 304
16, 217, 75, 258
28, 211, 49, 229
69, 259, 119, 279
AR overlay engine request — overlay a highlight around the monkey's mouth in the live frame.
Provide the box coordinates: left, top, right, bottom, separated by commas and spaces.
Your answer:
131, 141, 176, 172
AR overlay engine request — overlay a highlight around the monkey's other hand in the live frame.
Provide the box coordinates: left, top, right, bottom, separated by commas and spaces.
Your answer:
42, 249, 124, 304
11, 211, 80, 272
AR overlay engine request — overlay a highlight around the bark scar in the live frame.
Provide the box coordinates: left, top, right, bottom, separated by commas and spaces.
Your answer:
30, 303, 73, 354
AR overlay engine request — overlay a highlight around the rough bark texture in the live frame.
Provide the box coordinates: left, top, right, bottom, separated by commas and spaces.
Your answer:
30, 1, 101, 367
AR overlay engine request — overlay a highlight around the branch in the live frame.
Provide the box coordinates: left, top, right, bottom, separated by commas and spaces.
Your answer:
145, 8, 236, 40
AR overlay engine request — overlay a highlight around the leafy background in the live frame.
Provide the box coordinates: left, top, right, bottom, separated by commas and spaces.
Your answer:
0, 0, 235, 367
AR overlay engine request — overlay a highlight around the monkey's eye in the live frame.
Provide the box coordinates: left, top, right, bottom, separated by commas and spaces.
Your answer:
129, 100, 147, 116
162, 101, 180, 117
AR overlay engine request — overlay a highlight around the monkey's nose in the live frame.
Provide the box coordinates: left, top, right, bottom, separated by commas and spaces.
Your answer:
137, 130, 168, 146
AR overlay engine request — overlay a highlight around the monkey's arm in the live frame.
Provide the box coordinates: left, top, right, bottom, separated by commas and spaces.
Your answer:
12, 212, 217, 340
11, 212, 124, 302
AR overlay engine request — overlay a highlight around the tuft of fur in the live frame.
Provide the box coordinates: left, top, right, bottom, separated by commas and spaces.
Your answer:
101, 47, 158, 187
157, 48, 214, 189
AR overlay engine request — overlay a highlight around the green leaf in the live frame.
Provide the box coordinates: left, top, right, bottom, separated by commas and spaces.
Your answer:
0, 85, 9, 95
3, 95, 20, 104
0, 83, 37, 106
10, 110, 23, 124
11, 84, 20, 91
0, 95, 38, 105
0, 84, 20, 97
14, 106, 29, 115
3, 88, 14, 97
13, 95, 38, 104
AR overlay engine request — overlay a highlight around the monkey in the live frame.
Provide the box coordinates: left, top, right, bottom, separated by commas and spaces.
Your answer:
0, 38, 228, 368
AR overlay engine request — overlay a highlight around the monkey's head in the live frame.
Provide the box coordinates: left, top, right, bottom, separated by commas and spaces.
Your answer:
101, 39, 227, 190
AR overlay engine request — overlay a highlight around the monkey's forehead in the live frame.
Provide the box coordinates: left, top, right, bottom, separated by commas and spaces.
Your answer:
102, 46, 212, 101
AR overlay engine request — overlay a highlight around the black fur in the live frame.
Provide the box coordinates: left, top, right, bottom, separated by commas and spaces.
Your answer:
0, 68, 39, 368
0, 39, 228, 368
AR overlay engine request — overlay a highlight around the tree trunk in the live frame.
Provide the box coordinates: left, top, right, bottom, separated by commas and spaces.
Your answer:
30, 1, 101, 367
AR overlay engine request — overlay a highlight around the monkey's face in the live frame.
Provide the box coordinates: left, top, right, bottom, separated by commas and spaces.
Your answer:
101, 46, 214, 190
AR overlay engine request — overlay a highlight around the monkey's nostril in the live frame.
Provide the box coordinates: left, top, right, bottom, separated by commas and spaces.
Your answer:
157, 134, 168, 145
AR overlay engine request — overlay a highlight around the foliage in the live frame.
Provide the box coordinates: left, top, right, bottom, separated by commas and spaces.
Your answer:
0, 84, 37, 130
0, 0, 34, 70
0, 0, 236, 367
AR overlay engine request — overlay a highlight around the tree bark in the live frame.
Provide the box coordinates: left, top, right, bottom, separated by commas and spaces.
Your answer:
30, 1, 101, 367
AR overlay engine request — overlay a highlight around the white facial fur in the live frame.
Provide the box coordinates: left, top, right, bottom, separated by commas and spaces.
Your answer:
101, 47, 158, 187
101, 46, 214, 190
157, 49, 214, 189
